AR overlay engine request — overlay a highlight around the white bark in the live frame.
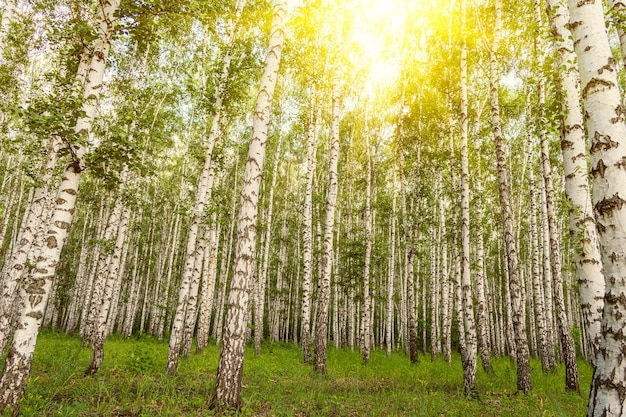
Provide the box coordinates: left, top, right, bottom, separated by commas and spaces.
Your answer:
545, 0, 604, 365
313, 79, 341, 375
213, 0, 287, 409
0, 0, 119, 410
567, 0, 626, 414
488, 0, 531, 393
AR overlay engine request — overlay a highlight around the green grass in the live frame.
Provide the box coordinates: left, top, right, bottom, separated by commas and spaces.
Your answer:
3, 331, 591, 416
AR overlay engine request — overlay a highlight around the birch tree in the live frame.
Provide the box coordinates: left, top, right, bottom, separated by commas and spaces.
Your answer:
313, 78, 341, 375
0, 0, 120, 411
567, 0, 626, 413
212, 0, 287, 409
488, 0, 531, 393
545, 0, 604, 366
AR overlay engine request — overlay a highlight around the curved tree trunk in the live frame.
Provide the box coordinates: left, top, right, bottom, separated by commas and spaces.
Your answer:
0, 0, 119, 411
212, 0, 286, 409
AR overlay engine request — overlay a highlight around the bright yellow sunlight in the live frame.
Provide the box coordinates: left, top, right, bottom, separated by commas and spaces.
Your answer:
345, 0, 408, 93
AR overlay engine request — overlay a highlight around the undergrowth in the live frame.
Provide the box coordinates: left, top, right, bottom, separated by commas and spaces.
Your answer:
1, 331, 591, 416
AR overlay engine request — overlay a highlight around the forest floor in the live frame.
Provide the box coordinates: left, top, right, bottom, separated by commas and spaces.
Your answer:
2, 331, 591, 416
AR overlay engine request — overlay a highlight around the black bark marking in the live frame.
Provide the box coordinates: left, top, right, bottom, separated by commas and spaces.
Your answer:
55, 198, 67, 205
576, 0, 595, 5
561, 139, 574, 150
53, 221, 71, 230
25, 310, 42, 320
25, 278, 46, 294
46, 236, 57, 249
591, 131, 619, 153
582, 78, 615, 99
64, 188, 77, 196
598, 57, 617, 74
591, 159, 607, 178
28, 295, 43, 309
595, 193, 626, 216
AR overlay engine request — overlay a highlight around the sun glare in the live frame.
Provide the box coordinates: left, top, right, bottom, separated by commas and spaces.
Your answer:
344, 0, 411, 93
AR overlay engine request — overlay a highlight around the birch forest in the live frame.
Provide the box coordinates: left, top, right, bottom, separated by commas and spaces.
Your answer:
0, 0, 625, 415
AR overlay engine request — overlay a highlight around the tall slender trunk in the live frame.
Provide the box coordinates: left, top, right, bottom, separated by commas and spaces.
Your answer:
0, 137, 60, 355
255, 130, 283, 353
313, 78, 341, 375
459, 2, 478, 390
567, 0, 626, 414
197, 215, 220, 353
301, 88, 321, 363
387, 187, 396, 357
166, 0, 245, 375
0, 0, 120, 410
528, 141, 555, 372
545, 0, 604, 366
212, 0, 286, 409
537, 76, 579, 390
488, 0, 531, 393
86, 192, 131, 375
360, 117, 373, 365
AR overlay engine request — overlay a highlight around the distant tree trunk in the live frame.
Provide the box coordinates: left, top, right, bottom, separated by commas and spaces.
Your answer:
528, 141, 555, 372
397, 102, 418, 364
387, 187, 397, 357
536, 71, 579, 390
567, 0, 626, 413
313, 78, 341, 375
545, 0, 604, 366
86, 186, 131, 375
361, 117, 373, 365
180, 228, 210, 357
488, 0, 531, 393
197, 215, 220, 354
212, 0, 286, 409
0, 0, 120, 411
301, 88, 320, 363
165, 0, 245, 375
255, 129, 282, 353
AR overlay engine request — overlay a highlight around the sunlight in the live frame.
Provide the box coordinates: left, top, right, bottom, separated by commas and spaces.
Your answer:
345, 0, 409, 92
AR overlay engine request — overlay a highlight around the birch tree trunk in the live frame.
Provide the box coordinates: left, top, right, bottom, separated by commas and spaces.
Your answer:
567, 0, 626, 413
313, 78, 341, 375
86, 194, 131, 375
528, 142, 555, 372
545, 0, 604, 366
166, 0, 245, 375
0, 137, 60, 355
212, 0, 287, 409
197, 215, 220, 354
360, 118, 372, 365
0, 0, 119, 410
397, 101, 418, 364
254, 129, 283, 354
387, 187, 396, 357
488, 0, 531, 393
459, 3, 478, 390
300, 87, 320, 363
537, 77, 579, 390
